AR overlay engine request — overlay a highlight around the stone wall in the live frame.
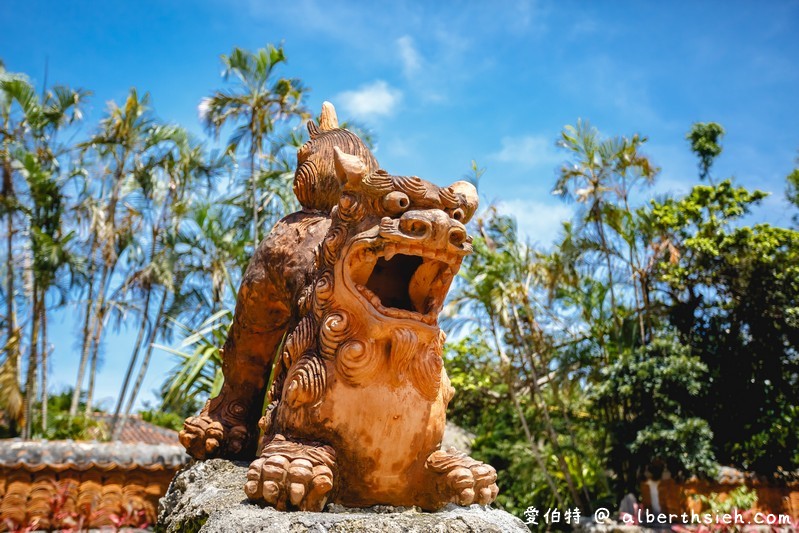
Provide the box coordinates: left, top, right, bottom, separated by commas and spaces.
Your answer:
641, 474, 799, 517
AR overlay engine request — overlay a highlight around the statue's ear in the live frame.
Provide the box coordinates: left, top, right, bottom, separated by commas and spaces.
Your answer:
448, 180, 479, 223
333, 146, 366, 186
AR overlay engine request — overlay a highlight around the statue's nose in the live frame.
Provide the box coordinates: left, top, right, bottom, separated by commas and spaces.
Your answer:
398, 210, 469, 250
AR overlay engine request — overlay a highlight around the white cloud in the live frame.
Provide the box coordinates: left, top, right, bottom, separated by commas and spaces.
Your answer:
490, 134, 562, 168
496, 199, 574, 248
336, 80, 402, 119
397, 35, 421, 78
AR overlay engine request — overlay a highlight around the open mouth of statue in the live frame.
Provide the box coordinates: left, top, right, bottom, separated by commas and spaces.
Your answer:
347, 242, 461, 325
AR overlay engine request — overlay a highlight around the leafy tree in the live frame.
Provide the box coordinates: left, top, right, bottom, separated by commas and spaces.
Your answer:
591, 335, 716, 492
646, 182, 799, 472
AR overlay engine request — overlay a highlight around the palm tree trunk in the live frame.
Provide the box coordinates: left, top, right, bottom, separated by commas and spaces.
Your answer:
250, 138, 259, 248
84, 264, 112, 416
40, 301, 48, 432
83, 154, 129, 416
69, 234, 98, 417
84, 324, 102, 416
3, 160, 15, 343
110, 285, 152, 439
84, 285, 112, 417
23, 285, 40, 438
83, 224, 120, 416
117, 289, 168, 438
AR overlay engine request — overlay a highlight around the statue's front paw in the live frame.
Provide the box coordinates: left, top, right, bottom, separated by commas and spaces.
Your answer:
426, 448, 499, 506
244, 434, 337, 512
179, 401, 250, 459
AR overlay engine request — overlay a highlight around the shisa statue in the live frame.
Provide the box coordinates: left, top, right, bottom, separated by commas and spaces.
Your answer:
179, 102, 498, 512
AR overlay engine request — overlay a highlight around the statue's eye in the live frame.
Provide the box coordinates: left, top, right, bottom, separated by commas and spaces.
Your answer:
382, 191, 410, 215
451, 207, 465, 222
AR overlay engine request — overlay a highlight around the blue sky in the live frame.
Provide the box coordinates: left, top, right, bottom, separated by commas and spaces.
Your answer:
2, 0, 798, 411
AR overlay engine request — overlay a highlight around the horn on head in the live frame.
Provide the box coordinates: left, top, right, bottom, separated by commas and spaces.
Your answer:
319, 101, 339, 131
333, 146, 366, 186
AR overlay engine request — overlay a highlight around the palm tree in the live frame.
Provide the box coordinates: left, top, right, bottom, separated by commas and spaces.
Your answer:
110, 131, 224, 439
72, 89, 163, 416
1, 70, 87, 437
19, 152, 79, 434
553, 120, 658, 342
199, 45, 308, 248
0, 68, 28, 424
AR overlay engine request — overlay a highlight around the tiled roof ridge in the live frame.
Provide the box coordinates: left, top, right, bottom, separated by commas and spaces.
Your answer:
90, 413, 181, 445
0, 440, 189, 471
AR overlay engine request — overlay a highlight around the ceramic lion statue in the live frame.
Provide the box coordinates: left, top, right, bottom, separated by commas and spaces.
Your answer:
179, 102, 498, 511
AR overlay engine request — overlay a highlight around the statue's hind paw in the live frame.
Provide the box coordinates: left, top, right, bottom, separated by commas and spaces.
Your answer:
179, 398, 251, 459
426, 448, 499, 506
244, 434, 337, 512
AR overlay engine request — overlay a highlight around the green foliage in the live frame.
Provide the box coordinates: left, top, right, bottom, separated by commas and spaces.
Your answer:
786, 157, 799, 226
140, 409, 185, 432
647, 181, 799, 472
158, 309, 231, 411
28, 390, 108, 440
686, 122, 725, 181
592, 336, 716, 481
696, 486, 758, 514
42, 413, 107, 440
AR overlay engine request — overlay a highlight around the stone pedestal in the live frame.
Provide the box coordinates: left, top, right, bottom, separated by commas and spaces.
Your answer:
157, 459, 529, 532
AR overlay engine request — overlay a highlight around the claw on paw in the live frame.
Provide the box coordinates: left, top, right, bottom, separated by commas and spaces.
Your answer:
179, 402, 250, 460
426, 448, 499, 506
244, 434, 336, 512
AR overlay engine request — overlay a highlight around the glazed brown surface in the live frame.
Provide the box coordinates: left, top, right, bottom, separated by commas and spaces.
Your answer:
180, 102, 498, 511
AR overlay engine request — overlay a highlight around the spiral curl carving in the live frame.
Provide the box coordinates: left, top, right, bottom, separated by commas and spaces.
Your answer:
393, 175, 428, 198
336, 193, 364, 224
312, 271, 335, 315
438, 185, 460, 208
335, 339, 382, 386
321, 224, 347, 268
319, 310, 351, 360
